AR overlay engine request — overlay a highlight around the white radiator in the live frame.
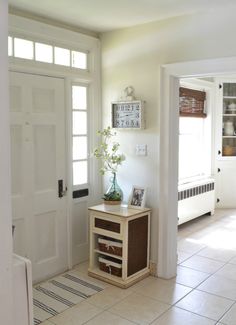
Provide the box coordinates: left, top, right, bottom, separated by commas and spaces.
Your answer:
178, 178, 215, 225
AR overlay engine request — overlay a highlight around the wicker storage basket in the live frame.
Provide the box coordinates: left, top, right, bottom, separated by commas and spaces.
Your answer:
99, 256, 122, 277
98, 237, 122, 256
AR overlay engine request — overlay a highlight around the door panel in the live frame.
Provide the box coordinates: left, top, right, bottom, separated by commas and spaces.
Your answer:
10, 71, 67, 282
216, 160, 236, 207
32, 87, 55, 113
33, 211, 57, 262
11, 125, 23, 195
33, 125, 56, 191
10, 84, 23, 112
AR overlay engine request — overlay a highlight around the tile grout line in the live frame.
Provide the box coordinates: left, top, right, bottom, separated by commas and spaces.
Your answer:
174, 210, 236, 322
172, 305, 220, 323
104, 289, 172, 325
148, 304, 174, 324
175, 243, 236, 303
217, 300, 236, 324
86, 290, 134, 311
81, 309, 108, 325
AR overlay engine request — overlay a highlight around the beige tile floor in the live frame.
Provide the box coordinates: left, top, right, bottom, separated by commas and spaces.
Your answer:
40, 209, 236, 325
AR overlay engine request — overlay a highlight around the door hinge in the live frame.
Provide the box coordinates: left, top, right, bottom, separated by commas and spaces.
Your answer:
218, 150, 221, 155
219, 84, 222, 89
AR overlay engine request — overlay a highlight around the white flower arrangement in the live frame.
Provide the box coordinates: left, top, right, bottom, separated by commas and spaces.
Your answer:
94, 127, 125, 201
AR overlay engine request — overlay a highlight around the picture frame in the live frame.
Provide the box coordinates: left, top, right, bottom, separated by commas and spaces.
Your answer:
128, 186, 146, 209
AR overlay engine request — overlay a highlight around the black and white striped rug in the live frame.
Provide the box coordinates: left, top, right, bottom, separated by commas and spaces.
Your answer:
33, 271, 104, 325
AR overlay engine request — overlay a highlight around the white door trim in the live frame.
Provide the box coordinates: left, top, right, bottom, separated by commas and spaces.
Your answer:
159, 56, 236, 278
0, 1, 13, 323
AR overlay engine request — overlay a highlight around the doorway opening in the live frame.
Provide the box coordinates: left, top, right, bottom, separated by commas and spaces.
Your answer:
158, 57, 236, 279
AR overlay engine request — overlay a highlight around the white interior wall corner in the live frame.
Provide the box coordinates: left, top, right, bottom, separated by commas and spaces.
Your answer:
0, 0, 13, 323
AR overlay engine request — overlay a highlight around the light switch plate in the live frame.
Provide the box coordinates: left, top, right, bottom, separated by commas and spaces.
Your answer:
135, 144, 147, 156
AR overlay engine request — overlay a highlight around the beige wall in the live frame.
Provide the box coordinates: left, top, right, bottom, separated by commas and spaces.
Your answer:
0, 0, 13, 322
101, 9, 236, 262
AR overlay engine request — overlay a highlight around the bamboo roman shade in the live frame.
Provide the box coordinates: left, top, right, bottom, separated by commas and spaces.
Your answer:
179, 87, 206, 118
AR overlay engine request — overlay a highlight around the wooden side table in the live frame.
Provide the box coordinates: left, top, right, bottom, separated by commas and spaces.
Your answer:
88, 204, 151, 288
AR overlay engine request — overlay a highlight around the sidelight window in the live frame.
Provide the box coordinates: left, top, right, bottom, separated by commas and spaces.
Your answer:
72, 85, 88, 186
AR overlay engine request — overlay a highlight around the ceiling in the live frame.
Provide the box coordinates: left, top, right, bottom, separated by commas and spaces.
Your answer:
8, 0, 236, 33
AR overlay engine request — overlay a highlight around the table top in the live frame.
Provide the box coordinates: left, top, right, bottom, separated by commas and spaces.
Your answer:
88, 204, 151, 218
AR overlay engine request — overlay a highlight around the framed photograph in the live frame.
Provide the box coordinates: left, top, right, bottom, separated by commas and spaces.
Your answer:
128, 186, 146, 209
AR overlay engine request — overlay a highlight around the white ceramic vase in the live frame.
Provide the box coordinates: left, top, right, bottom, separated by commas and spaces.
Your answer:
224, 120, 234, 136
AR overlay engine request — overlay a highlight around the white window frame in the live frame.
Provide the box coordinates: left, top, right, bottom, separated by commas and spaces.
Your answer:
9, 34, 88, 71
71, 83, 90, 190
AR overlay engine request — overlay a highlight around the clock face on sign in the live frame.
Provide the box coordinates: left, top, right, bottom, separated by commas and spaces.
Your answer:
112, 102, 142, 128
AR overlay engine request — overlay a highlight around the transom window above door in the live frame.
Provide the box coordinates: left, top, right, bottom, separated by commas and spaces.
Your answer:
8, 36, 87, 70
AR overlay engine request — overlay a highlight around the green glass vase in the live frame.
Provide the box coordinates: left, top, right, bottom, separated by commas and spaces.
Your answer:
103, 173, 123, 202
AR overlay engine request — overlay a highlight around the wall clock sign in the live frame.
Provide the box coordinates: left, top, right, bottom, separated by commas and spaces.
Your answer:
111, 100, 145, 129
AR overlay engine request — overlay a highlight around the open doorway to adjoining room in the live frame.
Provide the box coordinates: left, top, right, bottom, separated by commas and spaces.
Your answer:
158, 57, 236, 279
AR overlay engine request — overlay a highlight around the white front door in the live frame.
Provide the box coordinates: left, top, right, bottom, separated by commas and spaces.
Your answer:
10, 71, 68, 283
